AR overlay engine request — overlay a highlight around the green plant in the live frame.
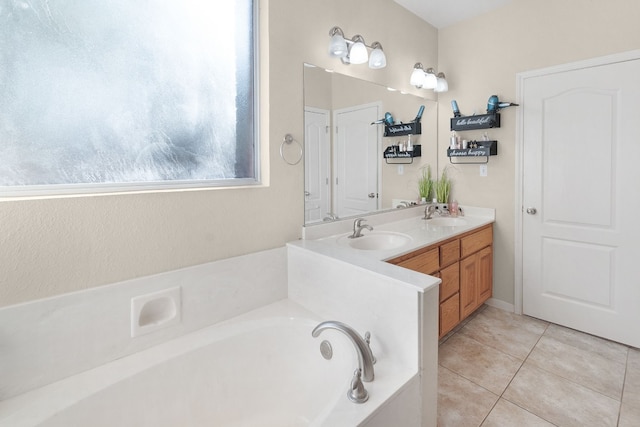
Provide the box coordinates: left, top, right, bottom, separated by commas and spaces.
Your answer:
418, 165, 434, 200
435, 168, 451, 203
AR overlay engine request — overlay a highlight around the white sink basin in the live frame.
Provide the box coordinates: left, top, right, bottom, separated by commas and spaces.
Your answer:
426, 217, 468, 227
339, 231, 412, 251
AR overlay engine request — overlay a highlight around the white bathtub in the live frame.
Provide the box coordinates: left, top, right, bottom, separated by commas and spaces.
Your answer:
0, 299, 419, 427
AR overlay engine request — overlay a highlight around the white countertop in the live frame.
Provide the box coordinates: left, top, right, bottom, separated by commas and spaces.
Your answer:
290, 206, 495, 293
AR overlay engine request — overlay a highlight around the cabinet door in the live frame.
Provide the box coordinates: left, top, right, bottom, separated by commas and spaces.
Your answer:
459, 254, 478, 320
477, 246, 493, 304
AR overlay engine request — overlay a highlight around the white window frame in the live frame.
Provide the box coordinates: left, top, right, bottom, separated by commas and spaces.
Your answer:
0, 1, 260, 198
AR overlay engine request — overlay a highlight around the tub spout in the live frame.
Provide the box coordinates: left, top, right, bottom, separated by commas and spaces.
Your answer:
311, 320, 375, 382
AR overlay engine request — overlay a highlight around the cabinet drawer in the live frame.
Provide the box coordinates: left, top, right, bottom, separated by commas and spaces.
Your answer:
397, 247, 439, 275
439, 262, 460, 302
461, 225, 493, 258
440, 239, 460, 267
439, 293, 460, 337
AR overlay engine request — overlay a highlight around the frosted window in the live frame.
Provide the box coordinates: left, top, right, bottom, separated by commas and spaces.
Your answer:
0, 0, 257, 194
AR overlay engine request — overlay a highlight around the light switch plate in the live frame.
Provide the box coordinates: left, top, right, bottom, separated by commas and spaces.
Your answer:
480, 164, 488, 177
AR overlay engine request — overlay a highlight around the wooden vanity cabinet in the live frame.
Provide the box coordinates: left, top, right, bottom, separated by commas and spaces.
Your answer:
388, 224, 493, 338
459, 226, 493, 320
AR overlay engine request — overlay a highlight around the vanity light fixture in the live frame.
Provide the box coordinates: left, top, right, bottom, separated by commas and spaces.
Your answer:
410, 63, 448, 92
369, 42, 387, 69
328, 26, 387, 69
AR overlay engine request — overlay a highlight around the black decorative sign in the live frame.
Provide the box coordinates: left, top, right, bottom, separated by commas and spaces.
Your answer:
384, 122, 421, 137
450, 113, 500, 131
447, 141, 497, 157
384, 144, 422, 159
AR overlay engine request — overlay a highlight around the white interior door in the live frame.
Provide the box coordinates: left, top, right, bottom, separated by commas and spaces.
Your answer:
521, 55, 640, 347
334, 103, 380, 218
304, 107, 330, 223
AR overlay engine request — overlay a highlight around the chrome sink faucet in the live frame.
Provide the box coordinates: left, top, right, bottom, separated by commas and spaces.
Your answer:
312, 320, 376, 403
349, 218, 373, 238
423, 204, 435, 220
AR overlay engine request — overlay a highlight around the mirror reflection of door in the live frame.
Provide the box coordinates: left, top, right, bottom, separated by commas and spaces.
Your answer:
303, 63, 438, 224
304, 107, 330, 223
334, 102, 381, 218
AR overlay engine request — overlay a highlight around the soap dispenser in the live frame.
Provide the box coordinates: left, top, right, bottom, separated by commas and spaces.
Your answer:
450, 200, 459, 217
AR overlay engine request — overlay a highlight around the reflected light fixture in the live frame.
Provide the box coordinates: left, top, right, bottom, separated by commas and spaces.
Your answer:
327, 26, 387, 69
410, 63, 426, 87
434, 72, 449, 93
410, 63, 448, 92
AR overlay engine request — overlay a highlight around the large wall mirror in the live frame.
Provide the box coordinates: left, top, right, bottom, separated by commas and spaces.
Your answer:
303, 63, 438, 225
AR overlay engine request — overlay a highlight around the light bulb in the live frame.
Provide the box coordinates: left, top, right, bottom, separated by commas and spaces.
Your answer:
423, 68, 437, 89
328, 33, 348, 58
368, 43, 386, 69
410, 64, 426, 87
349, 36, 368, 64
435, 73, 448, 92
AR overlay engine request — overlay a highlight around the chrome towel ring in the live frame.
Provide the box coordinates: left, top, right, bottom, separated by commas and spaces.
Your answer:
280, 134, 303, 165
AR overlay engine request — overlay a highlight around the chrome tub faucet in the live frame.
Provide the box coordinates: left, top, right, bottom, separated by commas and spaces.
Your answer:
312, 320, 376, 403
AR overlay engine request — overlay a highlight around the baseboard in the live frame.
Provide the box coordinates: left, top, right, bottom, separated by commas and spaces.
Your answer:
485, 298, 515, 313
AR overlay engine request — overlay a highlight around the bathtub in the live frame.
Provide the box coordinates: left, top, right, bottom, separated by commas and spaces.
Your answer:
0, 299, 419, 427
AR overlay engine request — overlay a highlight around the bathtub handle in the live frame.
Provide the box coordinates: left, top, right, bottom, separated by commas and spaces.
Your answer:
364, 332, 376, 365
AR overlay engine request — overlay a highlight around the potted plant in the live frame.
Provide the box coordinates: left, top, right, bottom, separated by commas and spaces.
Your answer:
435, 168, 451, 204
418, 165, 434, 202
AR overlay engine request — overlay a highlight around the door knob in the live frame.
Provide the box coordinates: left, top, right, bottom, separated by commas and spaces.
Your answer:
526, 207, 537, 215
368, 193, 376, 198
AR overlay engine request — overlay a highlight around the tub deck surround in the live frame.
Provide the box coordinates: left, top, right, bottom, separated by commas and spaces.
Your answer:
290, 238, 441, 293
0, 302, 420, 427
287, 244, 421, 370
0, 243, 430, 426
0, 247, 288, 401
287, 243, 439, 427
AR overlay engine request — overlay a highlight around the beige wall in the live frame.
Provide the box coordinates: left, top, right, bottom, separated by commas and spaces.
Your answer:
8, 0, 634, 310
437, 0, 640, 305
0, 0, 438, 307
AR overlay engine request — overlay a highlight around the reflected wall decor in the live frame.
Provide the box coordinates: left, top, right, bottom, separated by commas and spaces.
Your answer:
0, 0, 256, 194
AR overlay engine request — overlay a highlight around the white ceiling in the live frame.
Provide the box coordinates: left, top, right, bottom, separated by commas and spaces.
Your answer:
394, 0, 515, 29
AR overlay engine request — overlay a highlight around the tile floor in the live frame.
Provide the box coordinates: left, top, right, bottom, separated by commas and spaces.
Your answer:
437, 305, 640, 427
